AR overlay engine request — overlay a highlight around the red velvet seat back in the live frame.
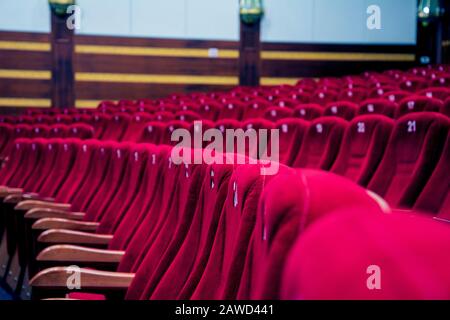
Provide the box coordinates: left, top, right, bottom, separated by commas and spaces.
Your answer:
359, 99, 397, 118
37, 139, 79, 198
263, 107, 294, 122
275, 118, 309, 166
293, 104, 323, 120
292, 117, 348, 170
331, 115, 394, 186
217, 100, 245, 120
367, 112, 449, 208
413, 132, 450, 217
190, 164, 267, 299
109, 146, 173, 249
83, 142, 133, 222
96, 144, 153, 234
324, 101, 359, 120
52, 140, 98, 204
68, 141, 115, 212
396, 96, 443, 118
126, 156, 208, 300
139, 121, 167, 145
151, 161, 233, 299
281, 208, 450, 300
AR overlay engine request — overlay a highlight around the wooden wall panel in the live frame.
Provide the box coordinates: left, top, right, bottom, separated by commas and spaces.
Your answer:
74, 54, 238, 76
0, 30, 419, 113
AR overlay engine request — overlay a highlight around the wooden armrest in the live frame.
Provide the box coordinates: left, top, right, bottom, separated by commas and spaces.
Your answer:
0, 188, 23, 197
21, 192, 41, 200
25, 208, 85, 221
16, 200, 70, 211
30, 267, 134, 290
4, 194, 23, 203
38, 229, 113, 245
33, 218, 99, 232
37, 245, 124, 263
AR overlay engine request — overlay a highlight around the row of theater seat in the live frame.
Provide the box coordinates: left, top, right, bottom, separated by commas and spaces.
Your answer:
5, 90, 450, 125
0, 124, 94, 160
1, 139, 449, 300
2, 111, 447, 216
0, 65, 449, 300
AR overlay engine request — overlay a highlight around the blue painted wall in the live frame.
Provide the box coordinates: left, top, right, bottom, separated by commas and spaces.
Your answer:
0, 0, 417, 44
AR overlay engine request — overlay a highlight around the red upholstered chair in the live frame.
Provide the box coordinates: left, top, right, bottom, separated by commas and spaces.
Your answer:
67, 124, 94, 140
242, 99, 271, 120
443, 97, 450, 117
35, 115, 54, 125
238, 169, 387, 300
48, 125, 70, 138
0, 123, 15, 155
241, 119, 275, 160
331, 115, 394, 186
197, 102, 221, 121
367, 112, 449, 208
292, 104, 323, 120
281, 208, 450, 300
382, 90, 411, 103
399, 77, 428, 92
190, 163, 274, 299
17, 115, 35, 125
310, 90, 338, 106
101, 113, 132, 141
275, 118, 309, 166
161, 120, 190, 146
139, 121, 167, 145
31, 125, 51, 138
149, 162, 233, 299
413, 132, 450, 218
418, 87, 450, 101
153, 111, 175, 122
217, 100, 245, 120
395, 96, 443, 119
54, 114, 73, 125
292, 117, 348, 170
431, 75, 450, 88
323, 101, 359, 120
338, 88, 368, 103
121, 113, 153, 142
359, 99, 397, 118
175, 111, 201, 122
368, 86, 399, 99
263, 106, 294, 122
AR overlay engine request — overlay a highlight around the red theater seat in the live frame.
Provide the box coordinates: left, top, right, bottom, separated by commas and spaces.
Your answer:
293, 104, 323, 120
413, 132, 450, 218
418, 87, 450, 101
282, 208, 450, 300
323, 101, 359, 120
331, 115, 394, 186
359, 99, 397, 118
242, 99, 271, 120
400, 77, 428, 92
396, 96, 443, 118
263, 107, 294, 122
382, 90, 411, 103
367, 112, 449, 208
217, 100, 245, 120
275, 118, 309, 166
443, 97, 450, 117
139, 122, 167, 145
292, 117, 348, 170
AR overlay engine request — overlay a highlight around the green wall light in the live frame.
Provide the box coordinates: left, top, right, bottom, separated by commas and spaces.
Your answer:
240, 0, 264, 25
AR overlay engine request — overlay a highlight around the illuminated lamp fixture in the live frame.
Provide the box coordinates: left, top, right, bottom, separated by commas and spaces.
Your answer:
240, 0, 264, 25
48, 0, 76, 17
